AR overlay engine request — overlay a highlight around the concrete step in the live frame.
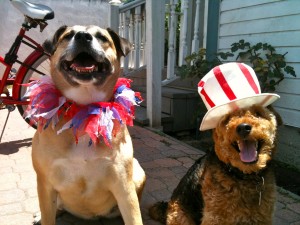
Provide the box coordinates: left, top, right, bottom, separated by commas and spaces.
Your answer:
133, 85, 202, 132
134, 106, 174, 128
128, 67, 203, 133
133, 85, 199, 114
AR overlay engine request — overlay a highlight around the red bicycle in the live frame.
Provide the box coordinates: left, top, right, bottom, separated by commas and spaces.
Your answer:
0, 0, 54, 140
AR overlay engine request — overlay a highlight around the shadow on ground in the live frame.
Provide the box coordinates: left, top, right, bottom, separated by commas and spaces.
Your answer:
0, 138, 32, 155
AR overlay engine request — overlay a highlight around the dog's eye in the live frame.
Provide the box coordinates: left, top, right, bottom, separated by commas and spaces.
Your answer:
221, 114, 230, 125
96, 32, 108, 42
253, 109, 267, 119
64, 31, 75, 40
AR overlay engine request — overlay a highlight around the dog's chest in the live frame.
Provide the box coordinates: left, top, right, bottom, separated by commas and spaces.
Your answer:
64, 86, 107, 105
201, 161, 276, 224
50, 140, 111, 189
48, 134, 132, 195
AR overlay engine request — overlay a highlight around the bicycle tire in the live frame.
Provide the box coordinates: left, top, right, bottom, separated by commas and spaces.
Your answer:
15, 52, 50, 128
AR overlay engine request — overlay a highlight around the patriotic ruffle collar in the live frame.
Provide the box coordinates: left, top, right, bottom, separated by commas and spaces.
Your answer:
24, 76, 143, 147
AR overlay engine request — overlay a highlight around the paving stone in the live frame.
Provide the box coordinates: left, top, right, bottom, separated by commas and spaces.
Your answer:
140, 161, 161, 169
291, 222, 300, 225
0, 189, 26, 205
23, 197, 39, 213
0, 203, 23, 216
150, 188, 171, 201
273, 216, 290, 225
274, 201, 285, 210
25, 187, 38, 198
0, 172, 20, 185
141, 192, 157, 207
146, 167, 175, 178
12, 161, 34, 173
144, 178, 166, 192
1, 110, 300, 225
0, 166, 12, 174
0, 182, 17, 191
0, 158, 15, 168
17, 176, 36, 190
276, 208, 300, 223
153, 158, 182, 167
161, 149, 188, 158
169, 165, 189, 175
288, 202, 300, 214
0, 212, 33, 225
9, 148, 31, 160
143, 219, 162, 225
277, 190, 299, 204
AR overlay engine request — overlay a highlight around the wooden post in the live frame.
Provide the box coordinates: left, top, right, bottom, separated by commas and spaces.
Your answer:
191, 0, 201, 53
134, 6, 141, 69
146, 0, 164, 128
108, 4, 120, 32
206, 0, 220, 61
166, 0, 178, 80
129, 13, 134, 68
178, 0, 189, 66
123, 11, 130, 72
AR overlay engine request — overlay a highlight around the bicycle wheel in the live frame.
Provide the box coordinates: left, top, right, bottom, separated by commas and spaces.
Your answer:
16, 53, 50, 127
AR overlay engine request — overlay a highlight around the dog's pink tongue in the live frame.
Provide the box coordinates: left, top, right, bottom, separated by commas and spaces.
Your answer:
238, 140, 257, 163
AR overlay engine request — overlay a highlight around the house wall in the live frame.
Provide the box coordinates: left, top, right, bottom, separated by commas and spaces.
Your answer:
217, 0, 300, 170
218, 0, 300, 128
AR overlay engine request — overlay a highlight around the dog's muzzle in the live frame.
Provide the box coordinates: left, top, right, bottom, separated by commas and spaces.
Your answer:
60, 31, 113, 83
232, 123, 264, 163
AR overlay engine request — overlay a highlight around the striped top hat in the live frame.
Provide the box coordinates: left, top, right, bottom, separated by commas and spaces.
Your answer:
198, 62, 280, 131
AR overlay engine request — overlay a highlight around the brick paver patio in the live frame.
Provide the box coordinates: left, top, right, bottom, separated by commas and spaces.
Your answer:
0, 109, 300, 225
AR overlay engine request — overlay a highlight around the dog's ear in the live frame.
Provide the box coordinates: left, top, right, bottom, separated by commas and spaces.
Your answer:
106, 28, 132, 57
43, 25, 68, 55
267, 105, 283, 126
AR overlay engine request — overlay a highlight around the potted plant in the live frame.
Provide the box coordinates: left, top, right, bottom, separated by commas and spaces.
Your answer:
178, 40, 296, 141
179, 39, 296, 92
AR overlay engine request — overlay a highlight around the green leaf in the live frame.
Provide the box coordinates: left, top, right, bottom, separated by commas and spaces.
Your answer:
284, 66, 297, 77
253, 42, 263, 51
231, 45, 239, 52
269, 79, 276, 85
276, 61, 286, 68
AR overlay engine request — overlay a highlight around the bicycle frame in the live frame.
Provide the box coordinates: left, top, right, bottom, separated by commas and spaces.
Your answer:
0, 26, 49, 106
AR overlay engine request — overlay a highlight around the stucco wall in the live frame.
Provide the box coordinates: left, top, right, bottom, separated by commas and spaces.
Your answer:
0, 0, 109, 74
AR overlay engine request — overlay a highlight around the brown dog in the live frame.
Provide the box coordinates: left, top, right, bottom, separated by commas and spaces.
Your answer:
149, 105, 281, 225
30, 25, 146, 225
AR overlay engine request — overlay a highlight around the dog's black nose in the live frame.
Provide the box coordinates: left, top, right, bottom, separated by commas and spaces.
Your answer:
236, 123, 252, 137
75, 31, 93, 43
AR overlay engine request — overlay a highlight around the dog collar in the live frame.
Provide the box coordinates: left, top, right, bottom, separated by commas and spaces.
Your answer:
23, 76, 143, 147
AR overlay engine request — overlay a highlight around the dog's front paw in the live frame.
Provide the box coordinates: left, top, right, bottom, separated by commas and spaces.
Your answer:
33, 212, 41, 225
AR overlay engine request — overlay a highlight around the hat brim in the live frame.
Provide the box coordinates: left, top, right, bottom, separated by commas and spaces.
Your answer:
199, 93, 280, 131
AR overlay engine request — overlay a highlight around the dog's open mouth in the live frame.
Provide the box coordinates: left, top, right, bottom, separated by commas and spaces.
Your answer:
232, 140, 264, 163
61, 52, 111, 81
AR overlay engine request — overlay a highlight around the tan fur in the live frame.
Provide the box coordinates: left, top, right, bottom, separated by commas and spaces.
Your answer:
149, 105, 279, 225
167, 201, 195, 225
32, 25, 145, 225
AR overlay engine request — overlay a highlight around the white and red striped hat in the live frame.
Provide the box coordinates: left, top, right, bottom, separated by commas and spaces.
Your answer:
198, 62, 280, 131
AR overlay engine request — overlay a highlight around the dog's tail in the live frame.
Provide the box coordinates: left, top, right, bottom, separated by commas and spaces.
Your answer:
148, 201, 168, 224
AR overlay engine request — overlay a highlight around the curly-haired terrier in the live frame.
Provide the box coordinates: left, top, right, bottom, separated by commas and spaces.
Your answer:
149, 105, 281, 225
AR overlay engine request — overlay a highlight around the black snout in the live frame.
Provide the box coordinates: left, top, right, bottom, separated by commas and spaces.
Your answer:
74, 31, 93, 43
236, 123, 252, 138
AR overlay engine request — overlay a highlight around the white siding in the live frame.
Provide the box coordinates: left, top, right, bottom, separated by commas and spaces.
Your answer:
218, 0, 300, 128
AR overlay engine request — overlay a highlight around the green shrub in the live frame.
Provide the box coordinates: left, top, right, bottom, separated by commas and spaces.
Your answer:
179, 40, 296, 92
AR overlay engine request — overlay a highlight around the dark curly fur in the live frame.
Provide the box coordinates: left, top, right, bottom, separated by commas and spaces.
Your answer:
149, 105, 281, 225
